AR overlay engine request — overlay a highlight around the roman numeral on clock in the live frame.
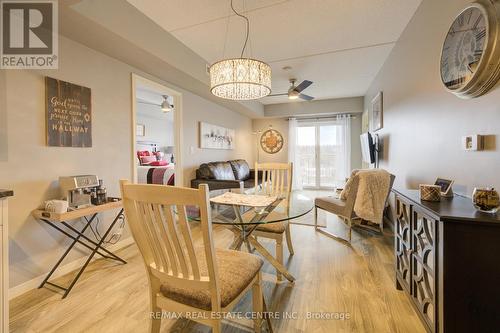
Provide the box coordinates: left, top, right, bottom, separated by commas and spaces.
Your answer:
473, 15, 483, 29
474, 49, 483, 57
476, 29, 486, 42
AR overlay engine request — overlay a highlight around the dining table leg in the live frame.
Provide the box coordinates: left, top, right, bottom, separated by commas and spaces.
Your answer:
247, 234, 296, 282
229, 226, 245, 250
244, 239, 253, 253
262, 296, 274, 333
229, 204, 295, 282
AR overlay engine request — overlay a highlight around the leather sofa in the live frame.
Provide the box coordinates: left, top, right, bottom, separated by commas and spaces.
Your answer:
191, 159, 262, 191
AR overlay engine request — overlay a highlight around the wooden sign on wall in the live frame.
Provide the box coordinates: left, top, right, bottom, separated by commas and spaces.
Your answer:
45, 77, 92, 147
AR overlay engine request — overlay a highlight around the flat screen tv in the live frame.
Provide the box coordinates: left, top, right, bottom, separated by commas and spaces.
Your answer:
360, 132, 376, 164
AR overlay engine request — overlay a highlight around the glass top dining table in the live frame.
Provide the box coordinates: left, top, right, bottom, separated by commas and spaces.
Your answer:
187, 190, 314, 282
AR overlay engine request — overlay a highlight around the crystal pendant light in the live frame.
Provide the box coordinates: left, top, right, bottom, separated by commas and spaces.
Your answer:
209, 0, 271, 100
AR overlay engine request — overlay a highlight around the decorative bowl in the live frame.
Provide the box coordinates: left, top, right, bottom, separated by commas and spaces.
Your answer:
472, 188, 499, 214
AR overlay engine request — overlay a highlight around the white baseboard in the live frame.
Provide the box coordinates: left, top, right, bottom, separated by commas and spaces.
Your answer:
9, 237, 135, 300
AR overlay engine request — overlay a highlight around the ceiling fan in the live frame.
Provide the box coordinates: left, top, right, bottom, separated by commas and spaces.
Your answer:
269, 79, 315, 101
137, 95, 174, 113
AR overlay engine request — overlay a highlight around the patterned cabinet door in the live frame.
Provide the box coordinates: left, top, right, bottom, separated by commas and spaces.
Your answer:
412, 207, 437, 332
395, 196, 412, 292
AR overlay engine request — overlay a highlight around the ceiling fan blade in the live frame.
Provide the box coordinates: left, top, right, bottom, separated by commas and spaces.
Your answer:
294, 80, 313, 93
299, 93, 314, 101
267, 93, 288, 97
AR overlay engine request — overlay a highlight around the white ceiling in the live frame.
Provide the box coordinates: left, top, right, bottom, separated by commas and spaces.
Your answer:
128, 0, 422, 105
136, 85, 174, 120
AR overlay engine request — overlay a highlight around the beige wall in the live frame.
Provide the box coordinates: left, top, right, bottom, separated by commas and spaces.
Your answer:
364, 0, 500, 195
1, 36, 254, 288
136, 104, 174, 149
0, 71, 6, 161
252, 116, 362, 171
181, 91, 254, 183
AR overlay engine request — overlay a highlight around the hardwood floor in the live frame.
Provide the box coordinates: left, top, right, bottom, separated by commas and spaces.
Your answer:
10, 210, 425, 333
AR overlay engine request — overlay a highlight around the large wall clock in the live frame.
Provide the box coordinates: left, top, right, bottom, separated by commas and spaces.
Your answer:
440, 0, 500, 99
260, 129, 283, 154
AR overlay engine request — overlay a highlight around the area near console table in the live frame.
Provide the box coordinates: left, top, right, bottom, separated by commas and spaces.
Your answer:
0, 189, 13, 333
392, 188, 500, 333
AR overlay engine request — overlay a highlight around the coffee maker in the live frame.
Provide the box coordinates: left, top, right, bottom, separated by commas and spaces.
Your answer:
59, 175, 99, 209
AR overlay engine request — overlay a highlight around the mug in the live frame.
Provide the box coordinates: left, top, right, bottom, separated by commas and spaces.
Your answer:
44, 200, 69, 214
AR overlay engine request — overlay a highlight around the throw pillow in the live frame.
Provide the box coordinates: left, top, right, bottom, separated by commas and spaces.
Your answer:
340, 169, 360, 200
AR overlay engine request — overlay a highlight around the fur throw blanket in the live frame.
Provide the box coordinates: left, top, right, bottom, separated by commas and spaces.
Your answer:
341, 169, 391, 224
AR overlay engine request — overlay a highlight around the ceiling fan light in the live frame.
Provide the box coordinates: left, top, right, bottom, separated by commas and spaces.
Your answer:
288, 91, 299, 99
210, 58, 272, 100
161, 95, 173, 112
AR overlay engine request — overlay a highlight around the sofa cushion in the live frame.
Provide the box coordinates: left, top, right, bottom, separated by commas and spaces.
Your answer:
198, 162, 236, 181
196, 163, 212, 179
229, 160, 250, 180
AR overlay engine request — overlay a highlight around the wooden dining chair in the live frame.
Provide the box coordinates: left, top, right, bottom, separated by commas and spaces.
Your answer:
252, 162, 294, 281
120, 180, 264, 333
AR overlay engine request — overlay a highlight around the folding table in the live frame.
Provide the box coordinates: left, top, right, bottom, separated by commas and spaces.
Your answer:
32, 199, 127, 298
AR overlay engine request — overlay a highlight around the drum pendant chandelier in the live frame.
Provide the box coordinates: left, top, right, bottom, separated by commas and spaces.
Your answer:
209, 0, 271, 100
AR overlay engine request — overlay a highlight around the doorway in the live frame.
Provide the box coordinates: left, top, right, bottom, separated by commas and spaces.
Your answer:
131, 74, 183, 186
296, 119, 350, 189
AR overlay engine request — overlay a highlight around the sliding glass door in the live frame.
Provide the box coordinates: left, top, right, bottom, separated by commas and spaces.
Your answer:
297, 126, 316, 187
296, 120, 350, 189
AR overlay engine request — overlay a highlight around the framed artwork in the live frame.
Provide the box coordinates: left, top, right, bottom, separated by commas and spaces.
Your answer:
370, 92, 383, 132
136, 124, 145, 137
260, 129, 284, 154
200, 122, 235, 150
45, 77, 92, 147
434, 178, 454, 196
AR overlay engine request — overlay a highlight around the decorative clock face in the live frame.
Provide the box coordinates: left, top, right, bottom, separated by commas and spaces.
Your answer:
440, 6, 487, 91
260, 129, 283, 154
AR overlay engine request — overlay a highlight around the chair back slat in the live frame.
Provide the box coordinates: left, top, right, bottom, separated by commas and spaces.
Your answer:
152, 204, 178, 275
177, 205, 201, 280
140, 202, 168, 272
279, 168, 285, 194
255, 162, 293, 197
120, 181, 219, 302
122, 201, 153, 265
162, 204, 190, 278
148, 204, 175, 272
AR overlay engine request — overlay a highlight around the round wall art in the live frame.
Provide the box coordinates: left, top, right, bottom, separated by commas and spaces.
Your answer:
260, 129, 284, 154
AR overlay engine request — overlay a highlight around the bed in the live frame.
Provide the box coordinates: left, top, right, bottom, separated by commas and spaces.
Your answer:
136, 141, 175, 185
137, 164, 175, 185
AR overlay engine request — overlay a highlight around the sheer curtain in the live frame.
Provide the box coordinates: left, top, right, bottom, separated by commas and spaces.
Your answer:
288, 118, 302, 190
335, 114, 351, 182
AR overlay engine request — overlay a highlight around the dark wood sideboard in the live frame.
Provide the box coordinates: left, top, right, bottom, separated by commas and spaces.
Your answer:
393, 188, 500, 333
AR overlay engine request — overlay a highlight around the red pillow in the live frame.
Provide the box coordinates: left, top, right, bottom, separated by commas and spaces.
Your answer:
140, 156, 156, 165
149, 161, 169, 166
